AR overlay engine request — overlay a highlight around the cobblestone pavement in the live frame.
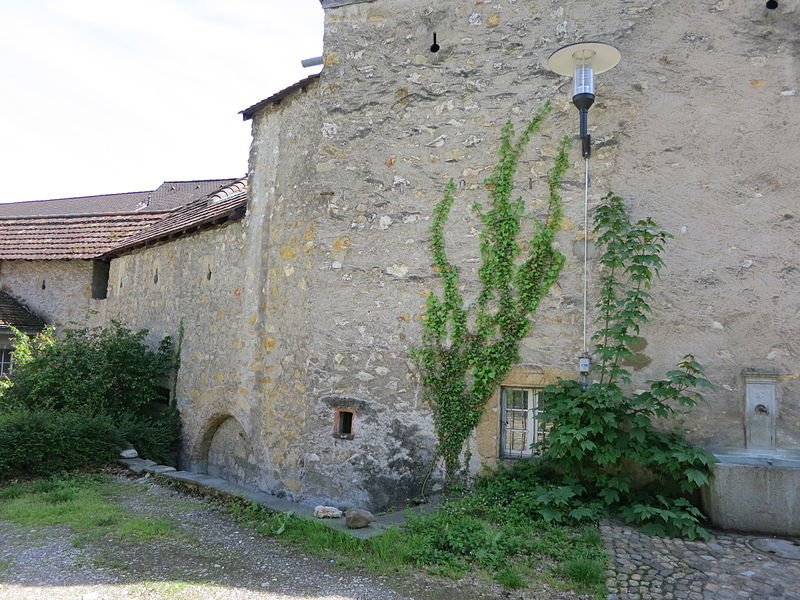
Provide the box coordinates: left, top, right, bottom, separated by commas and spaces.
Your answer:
602, 521, 800, 600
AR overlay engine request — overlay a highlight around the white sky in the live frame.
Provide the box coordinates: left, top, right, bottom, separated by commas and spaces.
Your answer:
0, 0, 324, 203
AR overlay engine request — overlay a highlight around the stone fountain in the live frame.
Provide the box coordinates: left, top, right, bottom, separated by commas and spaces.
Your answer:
702, 370, 800, 535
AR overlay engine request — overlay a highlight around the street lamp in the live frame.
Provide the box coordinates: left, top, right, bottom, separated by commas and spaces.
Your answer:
547, 42, 621, 158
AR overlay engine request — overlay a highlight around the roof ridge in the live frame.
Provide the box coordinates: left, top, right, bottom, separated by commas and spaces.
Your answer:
0, 211, 169, 222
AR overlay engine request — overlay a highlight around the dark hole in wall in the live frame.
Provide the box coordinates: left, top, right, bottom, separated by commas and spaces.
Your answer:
207, 269, 212, 281
41, 280, 46, 290
430, 32, 440, 53
153, 269, 159, 284
334, 409, 354, 439
91, 260, 110, 299
766, 0, 778, 9
155, 386, 171, 405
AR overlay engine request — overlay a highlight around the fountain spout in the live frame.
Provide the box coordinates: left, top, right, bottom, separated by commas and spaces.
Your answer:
742, 369, 779, 452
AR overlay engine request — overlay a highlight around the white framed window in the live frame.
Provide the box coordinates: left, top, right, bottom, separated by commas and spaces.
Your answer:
500, 387, 548, 458
0, 348, 13, 376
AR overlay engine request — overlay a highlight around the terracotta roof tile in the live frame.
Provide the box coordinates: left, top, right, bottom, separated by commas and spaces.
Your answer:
0, 291, 45, 331
240, 74, 320, 121
106, 178, 249, 256
0, 213, 168, 260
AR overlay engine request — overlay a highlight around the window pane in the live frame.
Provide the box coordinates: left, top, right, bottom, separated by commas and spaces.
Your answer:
501, 387, 539, 458
511, 411, 527, 430
510, 431, 527, 452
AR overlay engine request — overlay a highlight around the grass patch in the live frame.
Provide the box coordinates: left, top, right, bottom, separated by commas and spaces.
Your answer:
563, 557, 606, 587
495, 566, 526, 588
116, 517, 176, 541
0, 473, 179, 545
226, 462, 608, 595
0, 474, 125, 532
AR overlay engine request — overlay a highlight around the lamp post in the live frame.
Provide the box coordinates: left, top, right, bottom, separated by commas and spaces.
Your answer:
548, 42, 621, 388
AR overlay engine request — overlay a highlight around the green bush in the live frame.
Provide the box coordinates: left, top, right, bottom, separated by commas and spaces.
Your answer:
534, 195, 716, 540
2, 321, 173, 417
0, 321, 179, 477
0, 410, 123, 479
116, 409, 181, 466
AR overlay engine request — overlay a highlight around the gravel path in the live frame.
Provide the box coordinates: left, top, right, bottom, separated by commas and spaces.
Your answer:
602, 521, 800, 600
0, 475, 582, 600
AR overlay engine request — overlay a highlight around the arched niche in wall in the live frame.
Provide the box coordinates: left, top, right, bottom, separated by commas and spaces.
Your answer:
201, 414, 260, 487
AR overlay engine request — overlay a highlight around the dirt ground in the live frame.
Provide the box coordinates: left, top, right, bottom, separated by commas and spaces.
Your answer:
0, 474, 587, 600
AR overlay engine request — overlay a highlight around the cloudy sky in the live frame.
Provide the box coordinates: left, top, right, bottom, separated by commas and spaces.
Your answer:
0, 0, 324, 203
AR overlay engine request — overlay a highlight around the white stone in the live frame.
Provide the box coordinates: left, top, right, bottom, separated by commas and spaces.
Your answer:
712, 321, 724, 330
356, 371, 375, 381
780, 89, 797, 96
378, 216, 393, 230
322, 122, 338, 138
386, 264, 408, 278
314, 505, 343, 518
120, 448, 138, 459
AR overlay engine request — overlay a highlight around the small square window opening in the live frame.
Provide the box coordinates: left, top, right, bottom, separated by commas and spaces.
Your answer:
333, 409, 355, 440
500, 387, 549, 458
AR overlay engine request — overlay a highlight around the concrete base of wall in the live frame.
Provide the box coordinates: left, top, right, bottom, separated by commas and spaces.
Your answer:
702, 457, 800, 536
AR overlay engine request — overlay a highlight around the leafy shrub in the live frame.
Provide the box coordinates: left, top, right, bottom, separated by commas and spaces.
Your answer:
0, 410, 123, 479
534, 194, 716, 540
0, 321, 179, 475
116, 409, 181, 465
2, 321, 173, 417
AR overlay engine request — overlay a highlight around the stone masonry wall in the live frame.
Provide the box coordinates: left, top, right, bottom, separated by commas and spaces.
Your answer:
247, 0, 800, 506
103, 219, 269, 483
0, 259, 102, 329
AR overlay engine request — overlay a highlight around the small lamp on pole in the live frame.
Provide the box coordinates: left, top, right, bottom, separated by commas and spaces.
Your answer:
547, 42, 621, 158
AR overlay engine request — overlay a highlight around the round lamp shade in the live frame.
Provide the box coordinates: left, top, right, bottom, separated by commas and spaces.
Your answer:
547, 42, 622, 76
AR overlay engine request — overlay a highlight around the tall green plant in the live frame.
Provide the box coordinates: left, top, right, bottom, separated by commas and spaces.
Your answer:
416, 103, 571, 481
536, 194, 716, 539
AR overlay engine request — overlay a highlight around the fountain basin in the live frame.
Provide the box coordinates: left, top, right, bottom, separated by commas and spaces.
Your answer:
702, 453, 800, 536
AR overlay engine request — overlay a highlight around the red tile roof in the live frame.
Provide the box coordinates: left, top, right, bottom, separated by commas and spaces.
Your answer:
0, 179, 249, 260
105, 179, 248, 257
0, 213, 168, 260
240, 74, 320, 121
0, 291, 46, 332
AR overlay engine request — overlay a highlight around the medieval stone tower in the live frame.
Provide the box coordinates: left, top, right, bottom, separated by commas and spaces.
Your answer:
103, 0, 799, 512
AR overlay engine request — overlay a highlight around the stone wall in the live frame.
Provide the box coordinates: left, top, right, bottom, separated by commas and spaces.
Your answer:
102, 219, 268, 485
0, 259, 102, 329
247, 0, 800, 503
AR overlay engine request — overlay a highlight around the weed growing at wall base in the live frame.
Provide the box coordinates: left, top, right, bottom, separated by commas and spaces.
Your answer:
535, 194, 716, 540
227, 471, 607, 596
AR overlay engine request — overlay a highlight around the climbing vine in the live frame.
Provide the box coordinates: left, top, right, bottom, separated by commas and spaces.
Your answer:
416, 103, 571, 481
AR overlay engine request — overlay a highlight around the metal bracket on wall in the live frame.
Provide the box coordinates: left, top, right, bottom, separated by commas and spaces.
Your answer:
321, 0, 377, 8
